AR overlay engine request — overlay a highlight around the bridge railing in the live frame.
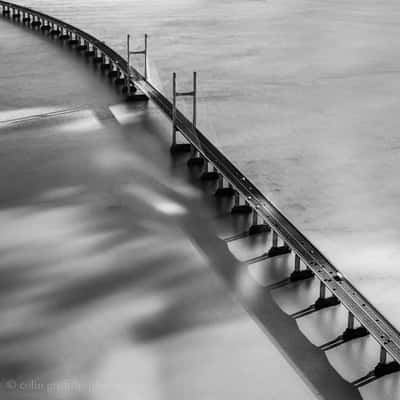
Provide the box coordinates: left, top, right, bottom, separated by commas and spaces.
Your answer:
2, 0, 400, 381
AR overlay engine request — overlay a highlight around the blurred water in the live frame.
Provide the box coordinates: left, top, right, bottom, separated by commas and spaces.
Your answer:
4, 0, 400, 331
0, 13, 324, 400
2, 1, 400, 399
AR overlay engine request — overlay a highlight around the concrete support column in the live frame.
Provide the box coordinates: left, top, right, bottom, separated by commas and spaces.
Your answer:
347, 312, 355, 330
294, 254, 301, 272
172, 72, 177, 146
12, 8, 20, 20
319, 281, 326, 299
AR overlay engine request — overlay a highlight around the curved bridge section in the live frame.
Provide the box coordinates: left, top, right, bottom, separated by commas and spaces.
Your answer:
0, 0, 146, 99
2, 0, 400, 387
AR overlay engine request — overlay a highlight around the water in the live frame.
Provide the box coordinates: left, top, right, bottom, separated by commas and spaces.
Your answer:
0, 7, 320, 400
2, 1, 400, 399
5, 0, 400, 329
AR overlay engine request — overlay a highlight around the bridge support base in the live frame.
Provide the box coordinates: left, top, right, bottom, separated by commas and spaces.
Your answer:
126, 92, 148, 102
231, 204, 252, 215
201, 171, 220, 182
115, 77, 125, 85
93, 56, 103, 64
320, 326, 370, 351
187, 157, 205, 167
268, 245, 291, 257
315, 296, 340, 310
353, 360, 400, 387
215, 187, 235, 198
108, 70, 119, 77
122, 83, 136, 94
170, 143, 191, 155
292, 294, 340, 319
100, 62, 111, 70
248, 224, 270, 235
374, 362, 400, 378
342, 326, 369, 342
290, 269, 314, 282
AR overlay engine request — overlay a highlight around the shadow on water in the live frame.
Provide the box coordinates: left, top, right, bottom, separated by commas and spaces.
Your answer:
0, 95, 245, 400
0, 103, 364, 399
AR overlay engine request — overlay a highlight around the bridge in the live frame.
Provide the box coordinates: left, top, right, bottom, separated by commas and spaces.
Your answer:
1, 0, 400, 394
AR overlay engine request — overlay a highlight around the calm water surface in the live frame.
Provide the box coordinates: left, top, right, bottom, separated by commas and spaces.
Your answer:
2, 1, 400, 399
0, 7, 322, 400
8, 0, 400, 329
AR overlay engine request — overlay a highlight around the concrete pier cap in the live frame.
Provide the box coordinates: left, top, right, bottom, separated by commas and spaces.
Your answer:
31, 17, 41, 27
41, 22, 51, 31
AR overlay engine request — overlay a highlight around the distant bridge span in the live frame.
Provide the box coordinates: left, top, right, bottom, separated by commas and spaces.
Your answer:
1, 0, 400, 387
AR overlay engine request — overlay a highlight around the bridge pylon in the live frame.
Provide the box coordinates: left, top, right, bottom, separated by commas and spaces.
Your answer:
171, 71, 197, 154
126, 34, 148, 96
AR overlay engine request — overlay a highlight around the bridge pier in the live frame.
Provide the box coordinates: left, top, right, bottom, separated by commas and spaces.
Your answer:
314, 281, 340, 310
50, 23, 60, 36
353, 346, 400, 387
100, 55, 112, 70
41, 20, 51, 31
231, 192, 252, 214
93, 49, 103, 63
248, 209, 270, 235
108, 64, 118, 78
215, 186, 236, 198
2, 5, 10, 16
115, 71, 126, 85
343, 312, 369, 342
373, 348, 400, 378
201, 163, 220, 182
289, 254, 314, 282
22, 13, 30, 23
266, 230, 291, 257
31, 16, 41, 27
291, 280, 340, 319
187, 149, 205, 167
68, 33, 79, 45
85, 43, 95, 56
59, 28, 69, 40
12, 8, 20, 20
125, 85, 147, 102
320, 311, 370, 351
77, 38, 88, 51
123, 80, 137, 93
170, 142, 192, 155
214, 179, 235, 197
